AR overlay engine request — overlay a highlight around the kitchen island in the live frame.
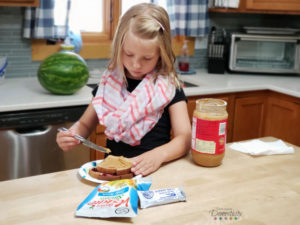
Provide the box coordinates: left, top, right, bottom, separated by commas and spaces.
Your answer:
1, 137, 299, 225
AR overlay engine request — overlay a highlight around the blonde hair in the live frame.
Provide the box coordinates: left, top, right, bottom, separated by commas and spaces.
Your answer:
108, 3, 179, 87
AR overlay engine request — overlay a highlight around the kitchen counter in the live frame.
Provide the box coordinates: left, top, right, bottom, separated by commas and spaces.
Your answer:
0, 71, 299, 113
0, 137, 299, 225
0, 77, 92, 113
181, 71, 300, 98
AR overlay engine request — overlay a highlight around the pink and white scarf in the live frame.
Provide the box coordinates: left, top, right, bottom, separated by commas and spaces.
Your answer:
92, 69, 176, 146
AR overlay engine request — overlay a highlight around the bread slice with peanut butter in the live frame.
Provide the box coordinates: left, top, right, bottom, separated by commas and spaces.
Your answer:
89, 155, 134, 181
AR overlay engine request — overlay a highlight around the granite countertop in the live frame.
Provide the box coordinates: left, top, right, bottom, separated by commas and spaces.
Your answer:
0, 70, 299, 113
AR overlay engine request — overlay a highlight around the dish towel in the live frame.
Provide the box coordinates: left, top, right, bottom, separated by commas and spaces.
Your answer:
167, 0, 209, 37
92, 69, 176, 146
230, 139, 294, 156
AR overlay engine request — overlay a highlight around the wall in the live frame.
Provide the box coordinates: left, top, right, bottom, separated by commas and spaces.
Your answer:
1, 6, 300, 79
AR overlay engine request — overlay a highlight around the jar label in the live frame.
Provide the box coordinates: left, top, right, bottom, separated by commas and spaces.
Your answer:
191, 117, 227, 155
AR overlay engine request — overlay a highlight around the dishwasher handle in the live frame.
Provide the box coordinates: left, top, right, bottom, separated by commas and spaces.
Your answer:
14, 125, 52, 137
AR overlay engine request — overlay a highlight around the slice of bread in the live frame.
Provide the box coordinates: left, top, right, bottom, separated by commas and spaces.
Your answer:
89, 155, 133, 181
96, 155, 132, 175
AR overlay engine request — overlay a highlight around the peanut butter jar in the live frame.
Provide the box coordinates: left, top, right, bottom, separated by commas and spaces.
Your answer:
191, 98, 228, 167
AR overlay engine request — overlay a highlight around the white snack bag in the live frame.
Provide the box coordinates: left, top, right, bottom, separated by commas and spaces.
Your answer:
138, 187, 186, 209
76, 176, 152, 218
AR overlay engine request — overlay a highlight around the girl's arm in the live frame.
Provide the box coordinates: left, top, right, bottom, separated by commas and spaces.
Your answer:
56, 102, 98, 151
131, 100, 192, 176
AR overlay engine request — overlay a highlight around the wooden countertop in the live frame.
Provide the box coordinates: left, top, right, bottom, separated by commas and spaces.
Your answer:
0, 137, 299, 225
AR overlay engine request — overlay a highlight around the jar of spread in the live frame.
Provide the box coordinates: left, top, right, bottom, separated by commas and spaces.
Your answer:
191, 98, 228, 167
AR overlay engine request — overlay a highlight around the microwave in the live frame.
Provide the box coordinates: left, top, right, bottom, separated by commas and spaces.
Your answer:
229, 33, 300, 74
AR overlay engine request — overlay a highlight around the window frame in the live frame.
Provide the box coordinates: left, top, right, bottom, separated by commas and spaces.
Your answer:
81, 0, 115, 43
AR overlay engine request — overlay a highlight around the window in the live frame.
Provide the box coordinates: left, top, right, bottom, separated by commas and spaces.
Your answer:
31, 0, 193, 61
32, 0, 120, 60
67, 0, 104, 32
65, 0, 113, 42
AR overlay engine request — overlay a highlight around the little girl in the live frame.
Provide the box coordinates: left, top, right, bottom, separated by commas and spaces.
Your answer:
57, 3, 191, 176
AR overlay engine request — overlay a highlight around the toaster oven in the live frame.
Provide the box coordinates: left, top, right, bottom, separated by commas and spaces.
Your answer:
229, 33, 300, 74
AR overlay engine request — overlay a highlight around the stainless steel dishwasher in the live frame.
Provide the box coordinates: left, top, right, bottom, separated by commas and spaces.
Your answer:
0, 106, 90, 181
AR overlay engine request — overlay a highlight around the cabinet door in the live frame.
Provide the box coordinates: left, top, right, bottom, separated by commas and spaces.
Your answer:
264, 97, 300, 146
187, 98, 197, 122
219, 96, 234, 143
209, 0, 300, 14
0, 0, 39, 7
90, 124, 107, 160
232, 96, 265, 142
246, 0, 300, 12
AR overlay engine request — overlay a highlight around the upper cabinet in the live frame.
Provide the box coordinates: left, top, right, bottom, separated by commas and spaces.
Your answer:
209, 0, 300, 15
0, 0, 39, 7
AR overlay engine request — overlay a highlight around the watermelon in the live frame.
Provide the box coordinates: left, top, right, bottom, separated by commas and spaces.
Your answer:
38, 51, 89, 95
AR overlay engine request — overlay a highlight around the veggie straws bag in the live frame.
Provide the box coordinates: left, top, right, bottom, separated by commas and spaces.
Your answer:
76, 176, 152, 218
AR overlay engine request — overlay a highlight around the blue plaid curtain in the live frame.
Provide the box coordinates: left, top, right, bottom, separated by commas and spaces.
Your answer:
23, 0, 70, 39
167, 0, 209, 37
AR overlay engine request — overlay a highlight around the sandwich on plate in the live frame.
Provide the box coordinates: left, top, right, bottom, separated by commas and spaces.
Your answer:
89, 155, 134, 181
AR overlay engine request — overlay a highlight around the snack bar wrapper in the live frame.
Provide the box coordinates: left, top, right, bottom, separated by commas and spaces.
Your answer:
76, 176, 152, 218
138, 187, 186, 209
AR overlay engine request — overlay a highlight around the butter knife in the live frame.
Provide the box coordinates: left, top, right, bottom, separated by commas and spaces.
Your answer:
57, 127, 111, 154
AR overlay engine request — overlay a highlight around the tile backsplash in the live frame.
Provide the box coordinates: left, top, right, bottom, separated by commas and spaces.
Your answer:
1, 6, 299, 79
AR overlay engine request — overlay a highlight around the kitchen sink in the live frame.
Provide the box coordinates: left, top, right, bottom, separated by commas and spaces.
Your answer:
180, 81, 198, 88
86, 83, 98, 89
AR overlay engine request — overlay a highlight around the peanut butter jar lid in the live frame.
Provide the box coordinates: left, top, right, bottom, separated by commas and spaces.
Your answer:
196, 98, 227, 112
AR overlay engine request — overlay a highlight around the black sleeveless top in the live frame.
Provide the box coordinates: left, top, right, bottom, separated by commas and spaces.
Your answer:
92, 77, 187, 157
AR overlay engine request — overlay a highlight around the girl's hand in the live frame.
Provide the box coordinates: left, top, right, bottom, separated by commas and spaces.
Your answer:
130, 150, 163, 176
56, 102, 99, 151
56, 122, 81, 151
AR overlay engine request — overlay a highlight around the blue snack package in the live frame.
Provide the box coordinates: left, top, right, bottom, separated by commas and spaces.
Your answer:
76, 176, 152, 218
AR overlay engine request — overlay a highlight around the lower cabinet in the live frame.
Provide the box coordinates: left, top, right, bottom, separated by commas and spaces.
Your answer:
188, 91, 300, 146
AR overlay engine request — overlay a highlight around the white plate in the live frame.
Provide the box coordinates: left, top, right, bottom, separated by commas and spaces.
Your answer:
78, 159, 106, 183
79, 159, 137, 183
